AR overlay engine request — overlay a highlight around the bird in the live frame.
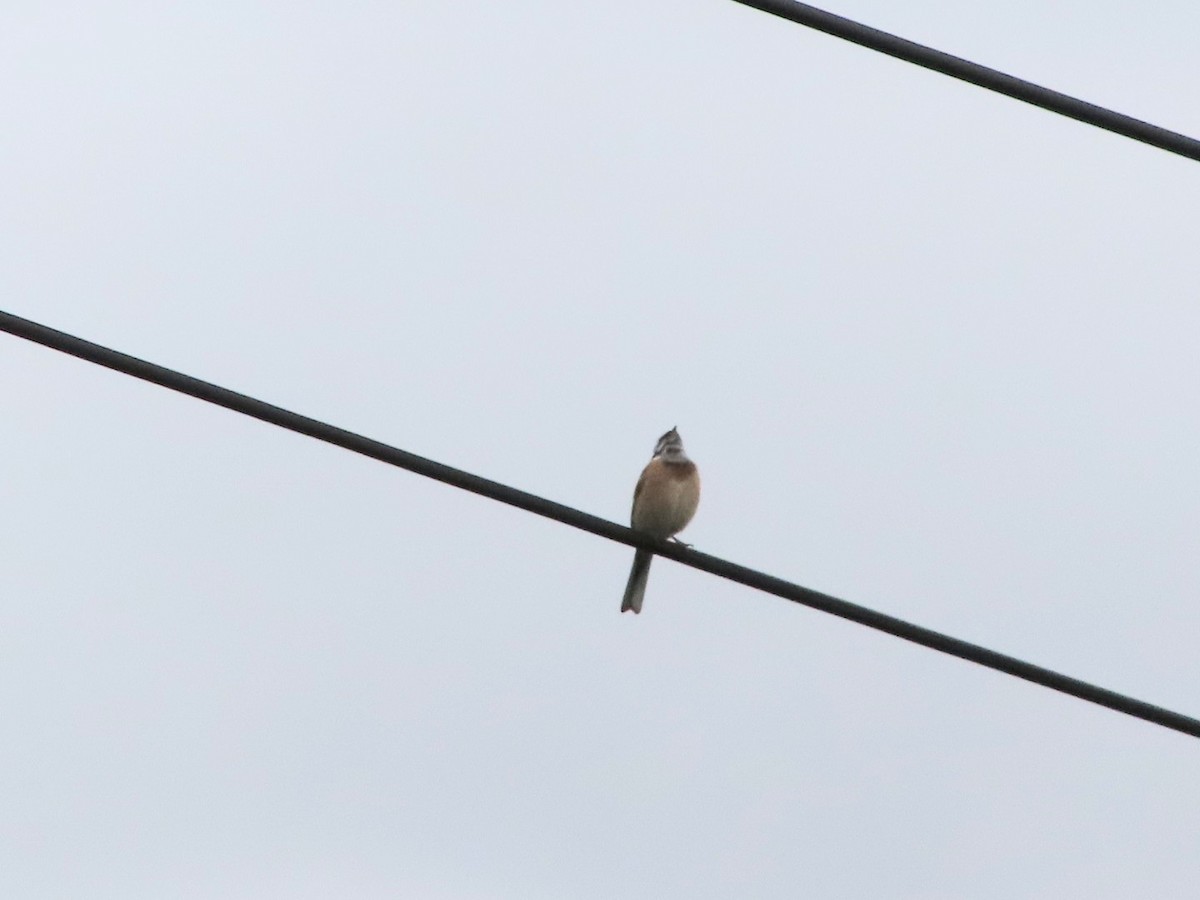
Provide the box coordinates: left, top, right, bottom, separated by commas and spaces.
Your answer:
621, 427, 701, 614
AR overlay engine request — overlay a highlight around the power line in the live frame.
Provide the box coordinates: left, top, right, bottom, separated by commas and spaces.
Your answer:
1, 309, 1197, 739
729, 0, 1200, 163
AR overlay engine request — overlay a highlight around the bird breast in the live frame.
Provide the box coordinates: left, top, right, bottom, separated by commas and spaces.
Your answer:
631, 459, 700, 538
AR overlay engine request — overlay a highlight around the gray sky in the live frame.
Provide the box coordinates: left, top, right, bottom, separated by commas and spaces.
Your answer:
3, 1, 1200, 896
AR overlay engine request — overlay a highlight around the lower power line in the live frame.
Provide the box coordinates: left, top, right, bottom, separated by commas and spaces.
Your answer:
1, 308, 1195, 739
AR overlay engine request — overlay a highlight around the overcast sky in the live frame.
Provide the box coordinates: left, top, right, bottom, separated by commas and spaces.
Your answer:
4, 1, 1200, 897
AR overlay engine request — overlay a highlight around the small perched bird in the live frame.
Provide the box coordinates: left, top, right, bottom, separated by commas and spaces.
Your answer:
621, 427, 701, 614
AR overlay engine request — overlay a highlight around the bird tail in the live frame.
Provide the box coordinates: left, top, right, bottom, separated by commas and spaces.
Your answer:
621, 549, 653, 614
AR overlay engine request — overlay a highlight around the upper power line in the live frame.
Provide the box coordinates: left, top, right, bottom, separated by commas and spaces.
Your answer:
730, 0, 1200, 163
1, 308, 1197, 740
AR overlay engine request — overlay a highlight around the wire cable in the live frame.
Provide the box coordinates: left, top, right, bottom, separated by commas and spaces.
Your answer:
1, 308, 1197, 739
728, 0, 1200, 163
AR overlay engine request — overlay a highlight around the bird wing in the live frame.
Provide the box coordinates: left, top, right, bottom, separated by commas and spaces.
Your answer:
631, 463, 650, 519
